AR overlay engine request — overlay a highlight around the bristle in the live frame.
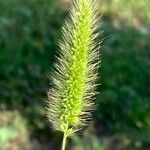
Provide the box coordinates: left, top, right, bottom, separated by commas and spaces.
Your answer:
47, 0, 101, 136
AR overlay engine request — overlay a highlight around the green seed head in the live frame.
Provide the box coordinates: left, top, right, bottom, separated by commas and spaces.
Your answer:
47, 0, 101, 136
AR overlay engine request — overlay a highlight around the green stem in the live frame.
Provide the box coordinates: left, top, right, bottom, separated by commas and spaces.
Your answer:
62, 132, 67, 150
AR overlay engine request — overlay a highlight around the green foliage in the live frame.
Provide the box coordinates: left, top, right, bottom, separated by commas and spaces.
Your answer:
101, 0, 149, 25
96, 22, 150, 142
0, 0, 63, 107
0, 111, 27, 149
73, 135, 106, 150
0, 127, 18, 147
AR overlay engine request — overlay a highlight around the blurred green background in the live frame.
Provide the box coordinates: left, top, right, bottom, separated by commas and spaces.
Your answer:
0, 0, 149, 149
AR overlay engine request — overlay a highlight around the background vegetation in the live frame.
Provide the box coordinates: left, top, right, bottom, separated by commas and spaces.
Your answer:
0, 0, 149, 149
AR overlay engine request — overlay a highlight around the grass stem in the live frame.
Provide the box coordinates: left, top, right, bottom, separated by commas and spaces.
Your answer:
62, 133, 67, 150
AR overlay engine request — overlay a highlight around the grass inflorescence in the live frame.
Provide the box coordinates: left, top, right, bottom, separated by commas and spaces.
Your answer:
47, 0, 102, 149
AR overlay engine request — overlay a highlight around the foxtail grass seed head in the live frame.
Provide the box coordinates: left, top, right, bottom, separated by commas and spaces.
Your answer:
47, 0, 102, 137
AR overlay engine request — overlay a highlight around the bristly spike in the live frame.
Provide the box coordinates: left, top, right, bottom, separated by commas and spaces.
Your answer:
47, 0, 102, 140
